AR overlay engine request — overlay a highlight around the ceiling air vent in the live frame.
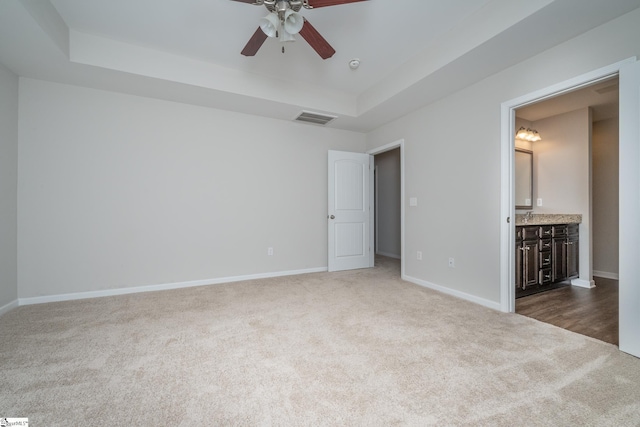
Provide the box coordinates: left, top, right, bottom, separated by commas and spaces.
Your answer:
294, 111, 337, 126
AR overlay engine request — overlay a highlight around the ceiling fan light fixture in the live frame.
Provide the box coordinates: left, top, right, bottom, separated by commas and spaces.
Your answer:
283, 9, 304, 34
279, 28, 296, 42
259, 13, 280, 37
237, 0, 370, 59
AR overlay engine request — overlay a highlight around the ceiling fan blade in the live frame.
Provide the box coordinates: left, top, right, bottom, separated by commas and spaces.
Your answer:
298, 18, 335, 60
241, 27, 268, 56
230, 0, 258, 3
306, 0, 369, 8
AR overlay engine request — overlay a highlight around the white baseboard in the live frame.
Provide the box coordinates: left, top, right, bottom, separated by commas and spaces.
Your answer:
376, 251, 401, 260
0, 299, 19, 317
18, 267, 328, 306
593, 270, 619, 280
571, 278, 596, 289
402, 274, 501, 311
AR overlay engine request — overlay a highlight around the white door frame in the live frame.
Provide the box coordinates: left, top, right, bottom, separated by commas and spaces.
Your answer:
618, 59, 640, 357
374, 165, 379, 255
367, 139, 405, 278
500, 57, 637, 314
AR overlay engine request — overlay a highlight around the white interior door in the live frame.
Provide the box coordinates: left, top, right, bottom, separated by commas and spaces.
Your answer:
328, 150, 373, 272
619, 60, 640, 358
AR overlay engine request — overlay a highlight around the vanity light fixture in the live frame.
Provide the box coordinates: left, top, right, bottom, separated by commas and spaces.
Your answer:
516, 127, 542, 142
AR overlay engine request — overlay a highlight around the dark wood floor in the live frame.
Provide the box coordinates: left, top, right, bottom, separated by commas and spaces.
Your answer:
516, 277, 619, 345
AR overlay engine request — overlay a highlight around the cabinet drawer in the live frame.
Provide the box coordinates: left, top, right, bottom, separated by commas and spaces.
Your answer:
540, 251, 552, 268
539, 268, 553, 285
539, 226, 553, 238
553, 225, 567, 237
522, 226, 539, 240
539, 239, 552, 251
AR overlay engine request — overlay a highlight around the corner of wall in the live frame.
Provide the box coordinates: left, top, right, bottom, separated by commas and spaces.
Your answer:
0, 62, 20, 308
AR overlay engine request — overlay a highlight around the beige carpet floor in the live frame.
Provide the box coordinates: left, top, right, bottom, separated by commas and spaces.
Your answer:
1, 256, 640, 426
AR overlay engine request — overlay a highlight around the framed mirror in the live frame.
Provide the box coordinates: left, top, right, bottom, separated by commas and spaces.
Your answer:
515, 148, 533, 209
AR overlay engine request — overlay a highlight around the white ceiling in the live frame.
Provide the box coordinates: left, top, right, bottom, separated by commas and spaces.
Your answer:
1, 0, 639, 132
49, 0, 494, 96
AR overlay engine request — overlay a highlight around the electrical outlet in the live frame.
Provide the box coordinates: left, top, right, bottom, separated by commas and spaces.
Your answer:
448, 257, 455, 268
417, 251, 422, 260
267, 247, 274, 256
537, 198, 543, 206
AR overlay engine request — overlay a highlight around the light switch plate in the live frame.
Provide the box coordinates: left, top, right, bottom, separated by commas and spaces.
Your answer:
409, 197, 418, 207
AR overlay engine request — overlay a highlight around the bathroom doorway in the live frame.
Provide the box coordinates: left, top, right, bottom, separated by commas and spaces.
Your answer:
512, 77, 619, 345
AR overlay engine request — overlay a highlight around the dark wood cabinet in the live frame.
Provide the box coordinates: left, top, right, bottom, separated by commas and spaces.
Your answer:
566, 224, 579, 278
552, 235, 567, 282
522, 239, 539, 289
552, 224, 579, 282
516, 223, 579, 298
515, 226, 539, 294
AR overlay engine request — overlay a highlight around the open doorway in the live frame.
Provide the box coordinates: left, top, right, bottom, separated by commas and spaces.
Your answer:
374, 148, 401, 260
512, 77, 619, 345
368, 140, 405, 277
501, 58, 640, 358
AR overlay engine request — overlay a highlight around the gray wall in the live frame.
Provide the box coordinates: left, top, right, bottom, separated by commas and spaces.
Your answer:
532, 108, 592, 283
17, 79, 365, 298
592, 117, 619, 277
0, 63, 19, 310
9, 7, 640, 307
375, 148, 401, 259
366, 8, 640, 304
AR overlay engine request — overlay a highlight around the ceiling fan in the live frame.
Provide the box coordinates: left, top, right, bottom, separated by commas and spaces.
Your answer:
232, 0, 369, 59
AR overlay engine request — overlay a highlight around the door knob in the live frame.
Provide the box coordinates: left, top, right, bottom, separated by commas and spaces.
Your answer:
329, 215, 335, 219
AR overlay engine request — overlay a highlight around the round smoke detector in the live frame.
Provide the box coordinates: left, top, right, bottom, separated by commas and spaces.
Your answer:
349, 59, 361, 70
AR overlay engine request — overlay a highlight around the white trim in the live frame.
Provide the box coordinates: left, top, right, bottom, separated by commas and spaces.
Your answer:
593, 270, 619, 280
500, 57, 636, 314
376, 251, 401, 260
17, 267, 327, 306
499, 103, 516, 313
618, 59, 640, 357
368, 139, 405, 279
374, 165, 379, 256
369, 155, 375, 268
403, 275, 501, 312
571, 278, 596, 289
0, 299, 19, 316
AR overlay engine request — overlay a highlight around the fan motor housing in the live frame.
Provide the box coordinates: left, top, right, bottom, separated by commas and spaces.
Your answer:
256, 0, 310, 12
260, 0, 306, 12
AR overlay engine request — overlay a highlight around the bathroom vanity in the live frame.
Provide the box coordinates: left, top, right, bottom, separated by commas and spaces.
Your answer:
515, 214, 581, 298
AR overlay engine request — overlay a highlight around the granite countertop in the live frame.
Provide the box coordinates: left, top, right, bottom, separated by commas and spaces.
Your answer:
515, 213, 582, 226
